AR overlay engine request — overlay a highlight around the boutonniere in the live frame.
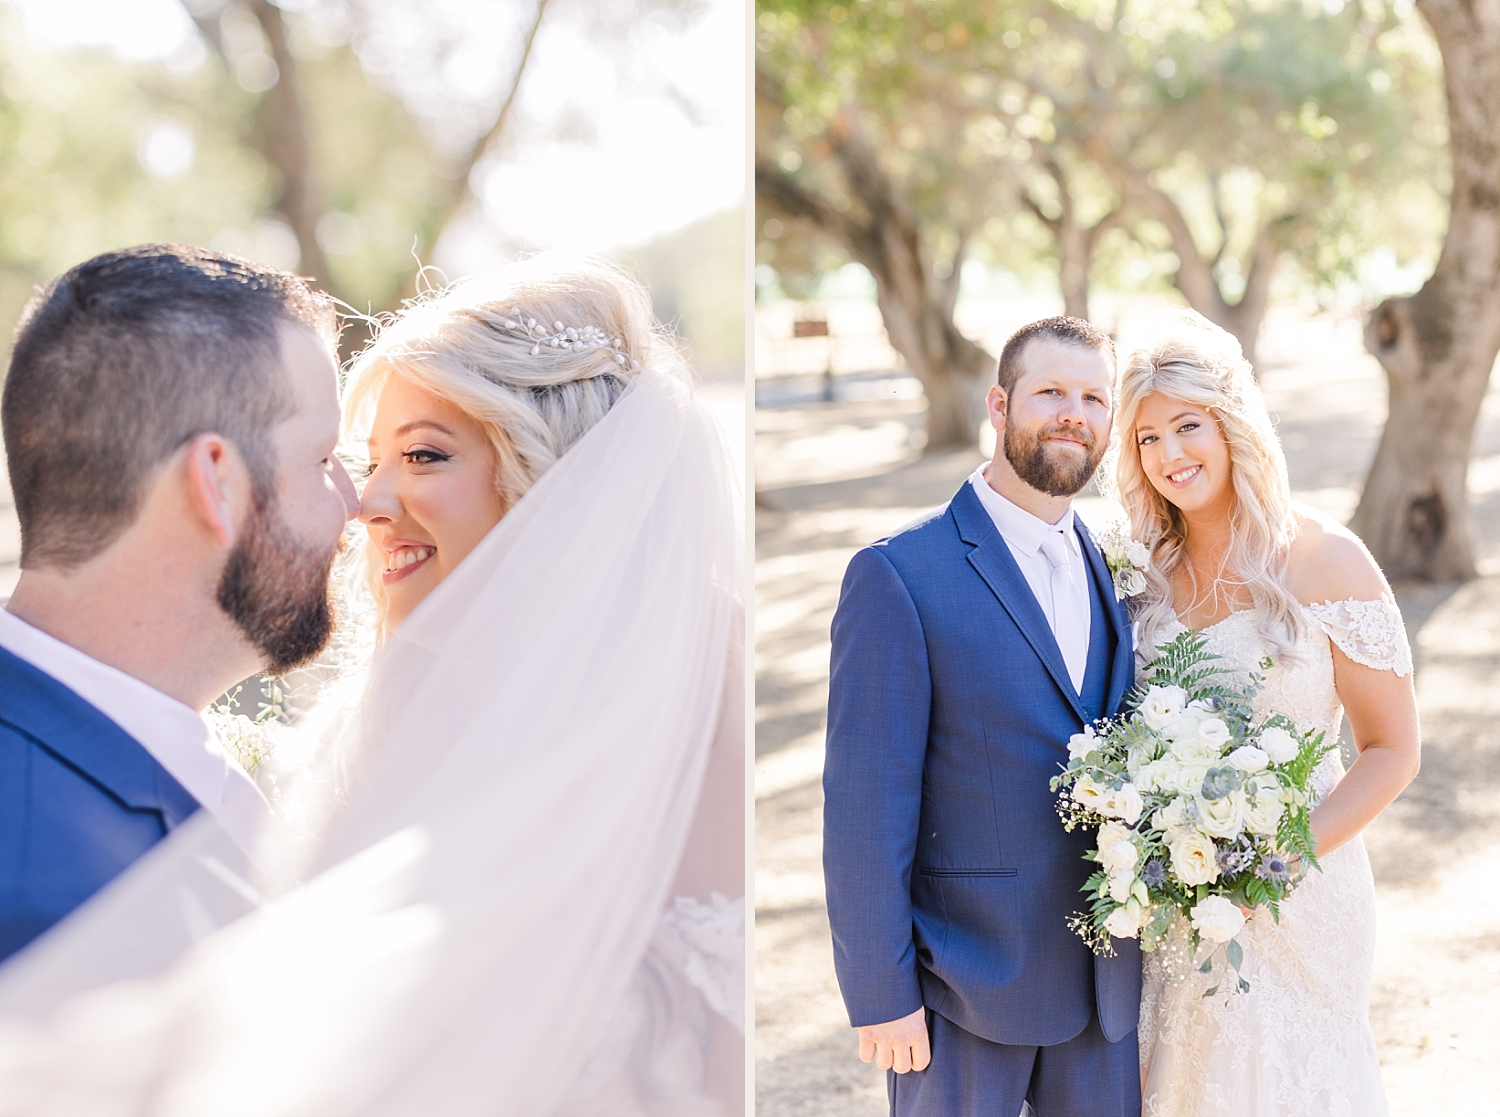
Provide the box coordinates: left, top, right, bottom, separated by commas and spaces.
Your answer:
1098, 522, 1151, 601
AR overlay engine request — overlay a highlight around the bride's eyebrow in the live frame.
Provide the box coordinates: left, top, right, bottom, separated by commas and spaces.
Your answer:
394, 420, 457, 437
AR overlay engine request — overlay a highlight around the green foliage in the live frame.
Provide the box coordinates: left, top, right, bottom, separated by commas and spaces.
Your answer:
755, 0, 1447, 302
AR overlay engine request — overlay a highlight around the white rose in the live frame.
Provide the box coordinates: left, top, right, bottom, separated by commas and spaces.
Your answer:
1139, 685, 1188, 731
1257, 726, 1300, 765
1067, 726, 1099, 761
1126, 540, 1152, 568
1135, 758, 1175, 794
1098, 837, 1139, 875
1071, 776, 1106, 811
1196, 717, 1232, 751
1107, 867, 1135, 902
1119, 569, 1148, 597
1246, 772, 1281, 800
1104, 903, 1143, 938
1226, 744, 1269, 773
1244, 791, 1283, 836
1099, 783, 1144, 825
1190, 895, 1246, 943
1169, 761, 1213, 798
1170, 732, 1220, 763
1195, 790, 1247, 840
1168, 830, 1221, 886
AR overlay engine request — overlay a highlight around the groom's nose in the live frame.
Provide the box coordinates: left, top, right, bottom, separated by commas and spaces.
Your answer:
330, 458, 359, 520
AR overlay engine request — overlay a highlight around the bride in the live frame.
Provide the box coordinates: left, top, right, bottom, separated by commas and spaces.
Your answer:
1112, 316, 1419, 1116
0, 257, 745, 1115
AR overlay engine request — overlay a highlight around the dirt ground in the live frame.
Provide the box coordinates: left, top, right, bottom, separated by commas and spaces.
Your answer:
755, 307, 1500, 1116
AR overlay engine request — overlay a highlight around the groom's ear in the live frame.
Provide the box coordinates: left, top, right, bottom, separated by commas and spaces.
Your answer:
986, 384, 1008, 433
183, 433, 253, 551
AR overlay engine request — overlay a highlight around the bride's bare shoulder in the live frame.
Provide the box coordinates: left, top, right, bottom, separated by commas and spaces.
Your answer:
1286, 503, 1391, 605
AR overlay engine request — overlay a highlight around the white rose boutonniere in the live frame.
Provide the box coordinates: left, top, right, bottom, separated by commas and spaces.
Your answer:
1098, 521, 1152, 601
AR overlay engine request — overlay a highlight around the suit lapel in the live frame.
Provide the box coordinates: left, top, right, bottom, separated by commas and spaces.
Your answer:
0, 645, 200, 825
951, 483, 1087, 721
1074, 519, 1135, 715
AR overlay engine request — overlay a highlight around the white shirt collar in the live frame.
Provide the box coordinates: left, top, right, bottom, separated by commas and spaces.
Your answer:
0, 605, 268, 849
968, 466, 1079, 556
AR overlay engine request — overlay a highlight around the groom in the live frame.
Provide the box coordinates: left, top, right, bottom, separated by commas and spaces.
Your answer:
824, 317, 1142, 1115
0, 245, 359, 963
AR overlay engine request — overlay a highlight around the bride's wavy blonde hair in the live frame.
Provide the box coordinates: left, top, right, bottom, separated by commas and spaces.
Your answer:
1107, 313, 1303, 660
340, 254, 688, 624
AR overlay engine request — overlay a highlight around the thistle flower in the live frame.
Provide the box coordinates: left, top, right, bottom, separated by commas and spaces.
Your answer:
1256, 854, 1292, 887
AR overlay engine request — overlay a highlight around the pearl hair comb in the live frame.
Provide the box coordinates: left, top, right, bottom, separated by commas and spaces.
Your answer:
497, 308, 640, 371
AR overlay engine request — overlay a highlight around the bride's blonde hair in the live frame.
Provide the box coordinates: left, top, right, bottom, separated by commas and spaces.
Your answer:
1108, 313, 1303, 660
341, 254, 688, 620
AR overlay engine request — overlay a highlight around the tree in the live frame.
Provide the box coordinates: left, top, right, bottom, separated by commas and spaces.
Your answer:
1032, 0, 1431, 368
1353, 0, 1500, 580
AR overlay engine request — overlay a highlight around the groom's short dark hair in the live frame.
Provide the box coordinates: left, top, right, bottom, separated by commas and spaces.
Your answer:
3, 244, 336, 568
997, 316, 1115, 397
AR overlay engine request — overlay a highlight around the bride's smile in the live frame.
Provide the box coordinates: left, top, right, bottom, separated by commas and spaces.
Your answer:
1133, 393, 1232, 517
358, 374, 508, 628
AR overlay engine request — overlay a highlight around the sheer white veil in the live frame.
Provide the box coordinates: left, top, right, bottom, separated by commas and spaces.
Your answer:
0, 363, 744, 1115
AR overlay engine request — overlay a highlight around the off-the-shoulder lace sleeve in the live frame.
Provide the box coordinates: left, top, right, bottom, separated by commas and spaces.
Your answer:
658, 892, 745, 1033
1303, 596, 1413, 677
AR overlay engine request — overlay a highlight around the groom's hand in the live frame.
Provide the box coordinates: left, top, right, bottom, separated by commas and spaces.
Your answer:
858, 1007, 931, 1073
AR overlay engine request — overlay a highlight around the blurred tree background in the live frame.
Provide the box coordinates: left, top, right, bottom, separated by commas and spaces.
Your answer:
755, 0, 1500, 580
0, 0, 745, 375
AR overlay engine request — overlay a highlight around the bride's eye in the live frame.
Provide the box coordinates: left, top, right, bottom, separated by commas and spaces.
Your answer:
403, 449, 452, 466
1178, 422, 1200, 434
1138, 434, 1157, 446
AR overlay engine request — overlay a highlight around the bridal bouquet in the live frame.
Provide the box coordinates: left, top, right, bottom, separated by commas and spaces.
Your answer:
1050, 631, 1333, 993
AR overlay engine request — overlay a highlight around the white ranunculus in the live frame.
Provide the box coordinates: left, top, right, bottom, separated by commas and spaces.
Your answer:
1139, 685, 1189, 731
1196, 717, 1232, 751
1126, 540, 1152, 568
1190, 895, 1246, 943
1072, 775, 1106, 810
1258, 726, 1299, 765
1168, 830, 1221, 886
1108, 867, 1135, 903
1195, 790, 1247, 840
1104, 901, 1143, 938
1067, 726, 1099, 761
1244, 791, 1283, 836
1119, 569, 1148, 597
1099, 837, 1139, 875
1226, 744, 1269, 773
1100, 783, 1145, 825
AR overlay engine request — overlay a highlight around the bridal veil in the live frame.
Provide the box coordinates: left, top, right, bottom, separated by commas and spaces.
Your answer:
0, 363, 745, 1115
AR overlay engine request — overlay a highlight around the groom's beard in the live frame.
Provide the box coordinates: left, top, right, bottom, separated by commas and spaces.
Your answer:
1004, 419, 1105, 498
217, 493, 341, 676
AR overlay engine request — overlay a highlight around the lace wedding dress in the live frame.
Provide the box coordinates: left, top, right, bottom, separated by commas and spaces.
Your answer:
1139, 597, 1411, 1117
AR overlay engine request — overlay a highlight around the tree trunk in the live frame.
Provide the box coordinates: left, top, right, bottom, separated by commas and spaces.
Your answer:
754, 82, 993, 451
1056, 219, 1090, 320
1351, 0, 1500, 580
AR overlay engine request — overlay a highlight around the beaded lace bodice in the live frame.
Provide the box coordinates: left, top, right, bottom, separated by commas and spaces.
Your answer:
1138, 596, 1408, 1117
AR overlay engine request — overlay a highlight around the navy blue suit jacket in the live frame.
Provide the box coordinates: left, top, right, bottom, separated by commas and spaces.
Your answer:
823, 481, 1142, 1046
0, 645, 200, 963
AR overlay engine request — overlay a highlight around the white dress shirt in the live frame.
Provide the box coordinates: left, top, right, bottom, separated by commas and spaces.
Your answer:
968, 466, 1092, 692
0, 605, 270, 852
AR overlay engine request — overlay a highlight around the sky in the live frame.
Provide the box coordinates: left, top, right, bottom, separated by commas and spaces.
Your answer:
5, 0, 745, 258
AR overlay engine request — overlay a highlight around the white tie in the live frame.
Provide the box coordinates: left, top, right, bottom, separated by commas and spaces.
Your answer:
1039, 529, 1088, 694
